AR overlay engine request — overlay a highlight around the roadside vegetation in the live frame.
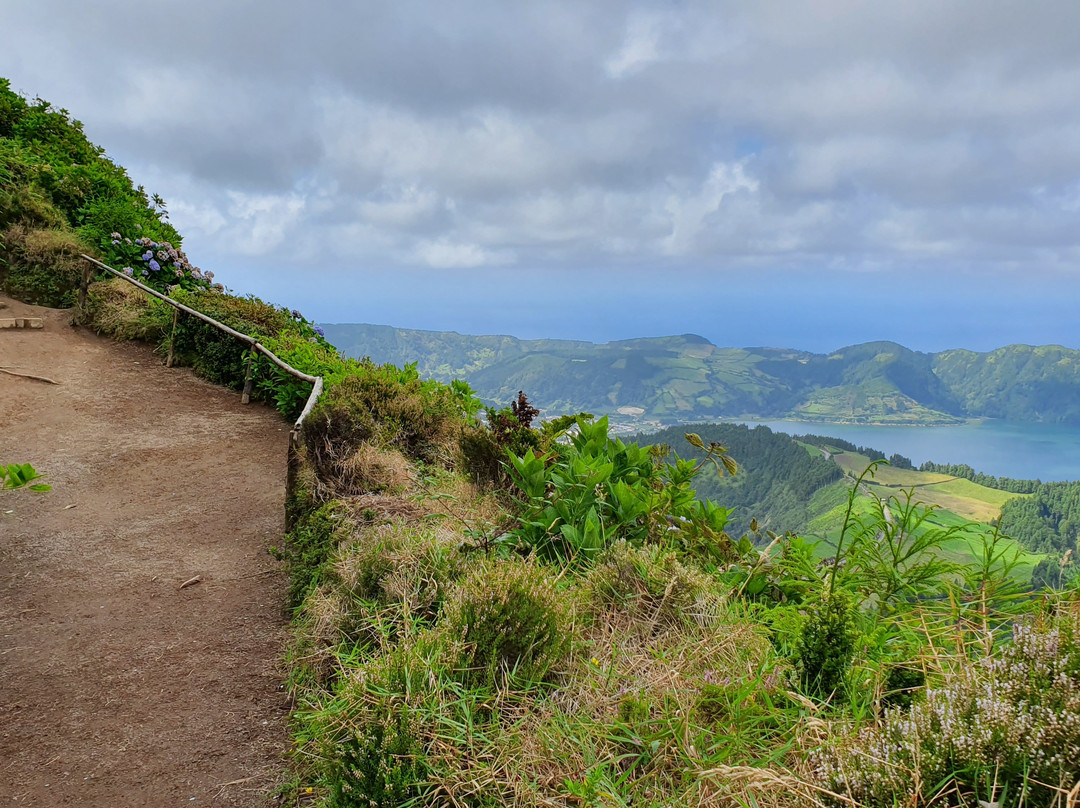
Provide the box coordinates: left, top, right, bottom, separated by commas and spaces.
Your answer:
4, 78, 1080, 807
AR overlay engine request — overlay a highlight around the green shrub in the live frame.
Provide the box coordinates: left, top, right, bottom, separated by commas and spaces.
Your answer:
305, 363, 464, 471
796, 592, 857, 701
506, 416, 738, 567
330, 706, 428, 808
0, 225, 94, 307
441, 559, 572, 686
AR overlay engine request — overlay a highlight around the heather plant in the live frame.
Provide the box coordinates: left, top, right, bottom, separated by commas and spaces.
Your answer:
814, 601, 1080, 807
441, 559, 572, 687
304, 362, 466, 471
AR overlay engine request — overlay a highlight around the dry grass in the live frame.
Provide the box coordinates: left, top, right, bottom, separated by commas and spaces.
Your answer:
85, 277, 169, 341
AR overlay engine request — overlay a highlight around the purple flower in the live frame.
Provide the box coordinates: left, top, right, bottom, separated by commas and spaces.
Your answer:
140, 269, 149, 277
291, 309, 302, 319
313, 325, 325, 337
142, 251, 153, 261
149, 260, 161, 272
111, 239, 120, 245
204, 271, 214, 280
122, 267, 134, 276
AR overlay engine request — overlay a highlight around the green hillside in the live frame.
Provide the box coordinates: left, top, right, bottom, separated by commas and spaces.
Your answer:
8, 76, 1080, 808
323, 323, 1080, 426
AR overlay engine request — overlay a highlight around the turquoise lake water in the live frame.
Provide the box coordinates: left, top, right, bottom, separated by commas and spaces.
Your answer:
723, 419, 1080, 482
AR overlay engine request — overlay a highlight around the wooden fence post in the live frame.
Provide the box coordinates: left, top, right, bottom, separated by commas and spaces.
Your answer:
241, 346, 258, 404
166, 308, 179, 368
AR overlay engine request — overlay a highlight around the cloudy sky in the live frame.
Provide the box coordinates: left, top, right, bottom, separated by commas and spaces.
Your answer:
3, 1, 1079, 351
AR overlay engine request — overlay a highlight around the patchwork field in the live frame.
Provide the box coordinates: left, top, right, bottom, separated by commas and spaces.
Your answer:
805, 452, 1044, 579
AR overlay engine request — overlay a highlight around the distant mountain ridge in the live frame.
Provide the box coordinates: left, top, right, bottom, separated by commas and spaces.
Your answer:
320, 323, 1080, 426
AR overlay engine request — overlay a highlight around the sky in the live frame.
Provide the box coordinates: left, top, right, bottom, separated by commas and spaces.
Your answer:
2, 1, 1079, 352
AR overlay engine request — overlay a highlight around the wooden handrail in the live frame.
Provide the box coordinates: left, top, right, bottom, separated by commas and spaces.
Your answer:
79, 255, 323, 433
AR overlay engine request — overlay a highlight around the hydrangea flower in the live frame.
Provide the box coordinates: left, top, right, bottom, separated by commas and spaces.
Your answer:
149, 260, 161, 272
109, 232, 122, 240
291, 309, 302, 319
122, 267, 134, 276
140, 269, 149, 277
313, 325, 325, 337
141, 251, 153, 261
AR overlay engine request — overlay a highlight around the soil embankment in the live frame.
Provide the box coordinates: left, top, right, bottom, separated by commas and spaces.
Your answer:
0, 295, 290, 806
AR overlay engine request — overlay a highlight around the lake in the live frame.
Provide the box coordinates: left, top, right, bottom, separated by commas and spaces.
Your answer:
723, 419, 1080, 482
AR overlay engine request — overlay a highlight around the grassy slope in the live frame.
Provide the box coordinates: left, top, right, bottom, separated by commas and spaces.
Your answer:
810, 452, 1044, 577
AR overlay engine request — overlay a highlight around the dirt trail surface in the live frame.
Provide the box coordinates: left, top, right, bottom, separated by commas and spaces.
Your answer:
0, 296, 292, 806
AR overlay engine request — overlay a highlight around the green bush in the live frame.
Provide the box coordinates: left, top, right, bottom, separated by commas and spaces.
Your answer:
441, 559, 572, 686
305, 363, 465, 471
330, 707, 428, 808
796, 592, 857, 701
506, 416, 738, 567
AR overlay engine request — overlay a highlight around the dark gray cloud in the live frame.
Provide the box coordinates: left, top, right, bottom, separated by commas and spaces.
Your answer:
2, 0, 1078, 274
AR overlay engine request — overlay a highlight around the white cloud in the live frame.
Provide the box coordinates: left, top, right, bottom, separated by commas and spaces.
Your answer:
605, 13, 662, 78
411, 238, 513, 269
3, 0, 1079, 277
662, 162, 759, 255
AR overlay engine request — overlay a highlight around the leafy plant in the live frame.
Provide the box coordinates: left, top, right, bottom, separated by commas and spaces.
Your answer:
1, 462, 50, 492
505, 417, 740, 567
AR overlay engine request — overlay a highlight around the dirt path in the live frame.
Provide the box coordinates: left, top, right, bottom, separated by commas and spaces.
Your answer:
0, 296, 291, 806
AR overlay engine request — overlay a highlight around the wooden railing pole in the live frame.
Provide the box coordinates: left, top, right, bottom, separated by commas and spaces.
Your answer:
166, 308, 179, 368
241, 346, 257, 404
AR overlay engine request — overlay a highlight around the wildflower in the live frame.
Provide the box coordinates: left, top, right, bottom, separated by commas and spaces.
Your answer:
591, 657, 600, 666
148, 260, 161, 272
140, 269, 149, 277
122, 267, 134, 276
313, 325, 325, 337
141, 251, 153, 261
109, 232, 121, 240
291, 309, 302, 319
111, 239, 120, 245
